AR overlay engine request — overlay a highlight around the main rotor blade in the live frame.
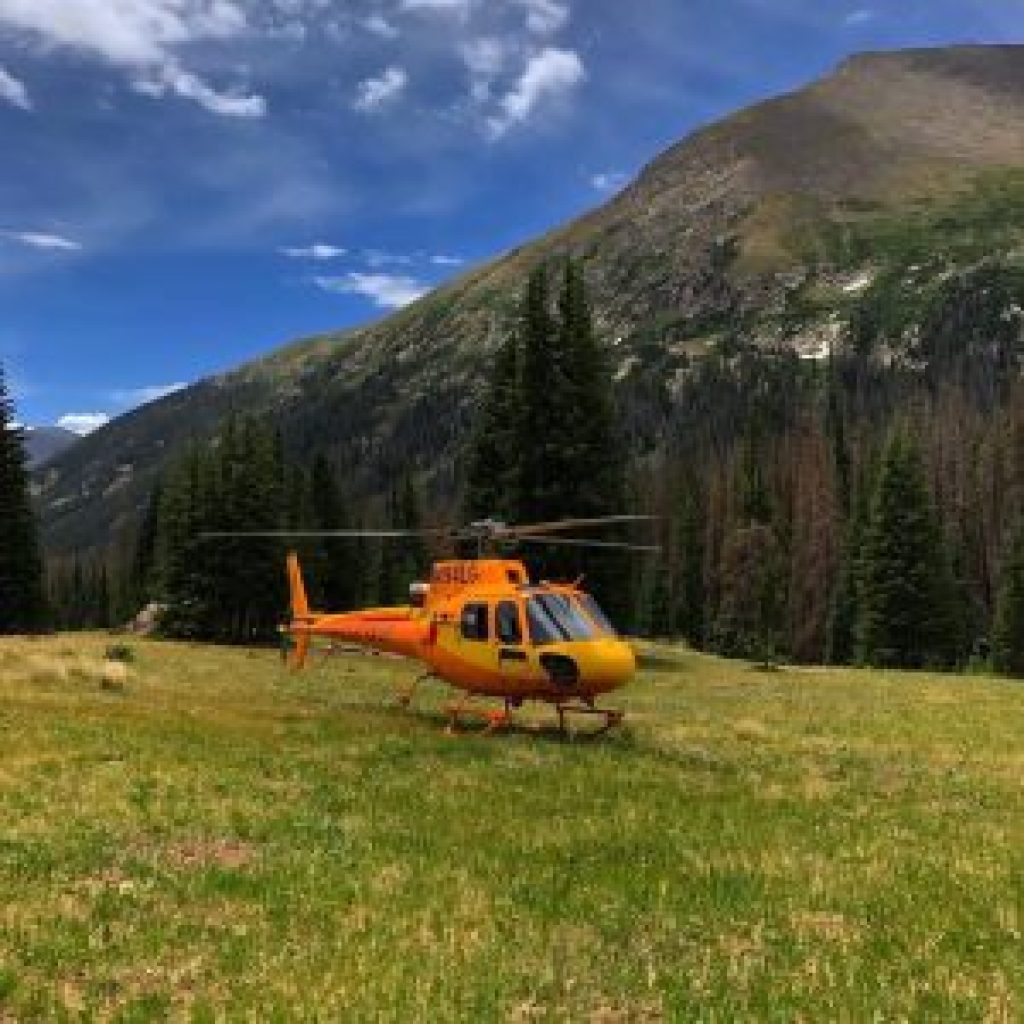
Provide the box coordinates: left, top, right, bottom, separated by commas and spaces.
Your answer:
517, 536, 662, 553
503, 514, 657, 538
199, 530, 438, 540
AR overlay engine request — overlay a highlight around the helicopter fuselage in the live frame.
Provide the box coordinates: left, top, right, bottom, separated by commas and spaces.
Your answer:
286, 557, 637, 705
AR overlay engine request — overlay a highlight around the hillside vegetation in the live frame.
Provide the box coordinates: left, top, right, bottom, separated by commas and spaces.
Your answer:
2, 635, 1024, 1020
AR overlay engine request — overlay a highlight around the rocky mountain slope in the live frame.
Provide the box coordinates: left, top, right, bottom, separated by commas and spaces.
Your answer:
39, 44, 1024, 555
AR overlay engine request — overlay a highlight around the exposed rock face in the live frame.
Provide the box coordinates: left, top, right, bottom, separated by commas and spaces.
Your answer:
37, 45, 1024, 556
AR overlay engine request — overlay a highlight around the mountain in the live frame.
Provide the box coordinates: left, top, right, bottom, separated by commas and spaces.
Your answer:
38, 44, 1024, 556
24, 426, 78, 470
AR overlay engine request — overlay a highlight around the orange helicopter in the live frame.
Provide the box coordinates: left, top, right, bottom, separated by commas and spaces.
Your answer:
212, 516, 657, 734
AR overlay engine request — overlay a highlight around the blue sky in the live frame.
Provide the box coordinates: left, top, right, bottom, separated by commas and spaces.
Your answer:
0, 0, 1020, 431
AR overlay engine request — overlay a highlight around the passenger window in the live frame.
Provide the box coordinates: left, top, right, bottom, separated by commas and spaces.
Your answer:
496, 601, 522, 645
460, 602, 489, 641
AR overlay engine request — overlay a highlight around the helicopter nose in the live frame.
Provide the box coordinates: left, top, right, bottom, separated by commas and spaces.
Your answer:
581, 639, 636, 689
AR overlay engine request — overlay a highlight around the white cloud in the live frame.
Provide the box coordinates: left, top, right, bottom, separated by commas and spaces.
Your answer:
314, 272, 428, 309
111, 382, 187, 405
461, 37, 507, 103
591, 170, 627, 192
354, 66, 408, 112
431, 254, 463, 266
0, 0, 264, 117
131, 61, 266, 117
401, 0, 472, 14
1, 230, 82, 251
487, 46, 585, 139
843, 8, 875, 25
515, 0, 569, 35
362, 248, 412, 268
461, 38, 506, 76
57, 412, 109, 435
279, 242, 347, 261
363, 14, 399, 38
0, 65, 30, 109
0, 0, 246, 64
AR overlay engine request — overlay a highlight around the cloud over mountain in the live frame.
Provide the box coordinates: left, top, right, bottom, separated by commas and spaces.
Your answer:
487, 46, 585, 138
314, 272, 429, 309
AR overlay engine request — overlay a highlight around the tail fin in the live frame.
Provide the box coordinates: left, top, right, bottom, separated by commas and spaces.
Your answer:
287, 551, 310, 618
286, 552, 312, 671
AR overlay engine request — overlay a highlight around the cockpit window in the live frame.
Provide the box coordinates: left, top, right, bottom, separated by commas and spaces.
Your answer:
460, 602, 489, 641
525, 593, 596, 645
575, 594, 618, 637
496, 601, 522, 645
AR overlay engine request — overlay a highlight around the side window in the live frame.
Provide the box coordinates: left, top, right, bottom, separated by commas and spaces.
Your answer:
495, 601, 522, 645
460, 602, 489, 642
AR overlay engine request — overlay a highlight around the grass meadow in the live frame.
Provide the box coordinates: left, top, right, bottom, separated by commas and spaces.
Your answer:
1, 634, 1023, 1021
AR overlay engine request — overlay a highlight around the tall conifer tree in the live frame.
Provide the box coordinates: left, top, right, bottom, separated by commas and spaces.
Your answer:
464, 333, 520, 523
856, 432, 958, 669
0, 365, 45, 633
516, 264, 568, 524
463, 260, 630, 622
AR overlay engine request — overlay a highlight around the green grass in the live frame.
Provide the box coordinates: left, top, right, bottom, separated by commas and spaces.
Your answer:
2, 635, 1024, 1021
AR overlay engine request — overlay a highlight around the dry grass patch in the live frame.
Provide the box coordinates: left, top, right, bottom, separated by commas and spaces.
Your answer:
790, 910, 862, 947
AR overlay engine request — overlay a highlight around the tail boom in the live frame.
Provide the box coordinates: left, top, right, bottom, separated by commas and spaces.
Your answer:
294, 610, 431, 661
284, 552, 430, 668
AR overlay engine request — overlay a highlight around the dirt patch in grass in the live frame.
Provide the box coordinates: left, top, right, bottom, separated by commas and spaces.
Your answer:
160, 838, 256, 871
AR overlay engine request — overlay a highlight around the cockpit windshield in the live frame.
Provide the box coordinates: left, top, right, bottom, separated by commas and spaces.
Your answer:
575, 594, 618, 637
526, 593, 597, 645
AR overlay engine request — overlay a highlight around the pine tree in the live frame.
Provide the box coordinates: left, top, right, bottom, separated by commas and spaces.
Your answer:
856, 432, 959, 669
0, 365, 46, 633
155, 442, 211, 639
464, 332, 520, 523
516, 264, 568, 524
557, 260, 624, 517
462, 260, 630, 622
229, 418, 286, 640
993, 520, 1024, 676
155, 418, 287, 643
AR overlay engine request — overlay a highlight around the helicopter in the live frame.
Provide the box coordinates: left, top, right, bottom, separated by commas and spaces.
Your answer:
207, 515, 658, 734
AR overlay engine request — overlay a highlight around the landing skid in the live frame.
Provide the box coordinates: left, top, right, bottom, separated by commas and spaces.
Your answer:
444, 697, 514, 736
441, 695, 624, 738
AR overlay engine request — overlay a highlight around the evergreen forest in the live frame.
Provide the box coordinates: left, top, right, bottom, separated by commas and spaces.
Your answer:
6, 257, 1024, 676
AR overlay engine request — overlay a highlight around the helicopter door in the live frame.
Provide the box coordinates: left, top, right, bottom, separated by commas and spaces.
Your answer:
494, 600, 530, 675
